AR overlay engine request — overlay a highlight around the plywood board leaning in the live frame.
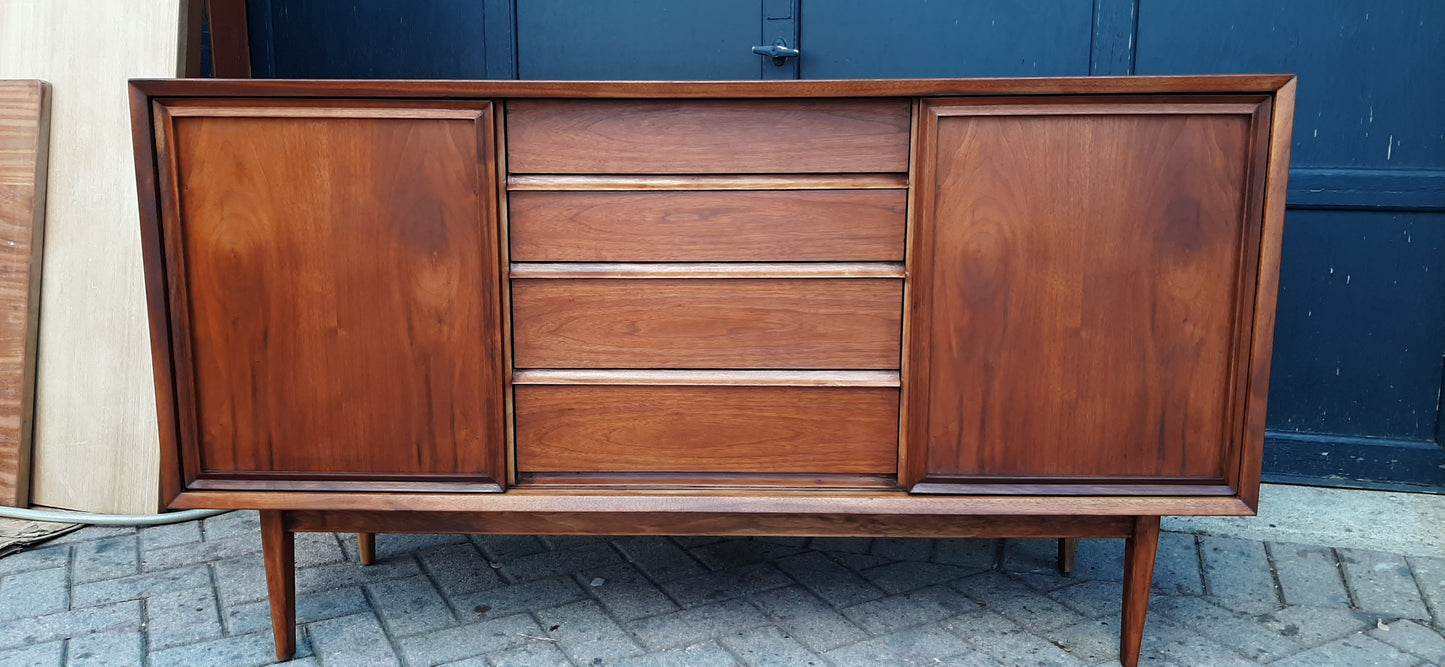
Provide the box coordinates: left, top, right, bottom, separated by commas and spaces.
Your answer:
0, 1, 196, 513
0, 80, 50, 507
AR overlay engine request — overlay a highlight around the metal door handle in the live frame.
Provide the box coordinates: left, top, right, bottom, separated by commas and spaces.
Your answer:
752, 40, 799, 65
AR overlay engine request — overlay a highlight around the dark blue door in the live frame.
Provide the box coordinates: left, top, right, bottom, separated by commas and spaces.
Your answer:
243, 0, 1444, 491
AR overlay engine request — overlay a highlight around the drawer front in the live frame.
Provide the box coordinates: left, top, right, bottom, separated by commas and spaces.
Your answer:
515, 385, 899, 474
511, 278, 903, 369
509, 189, 907, 262
506, 99, 911, 174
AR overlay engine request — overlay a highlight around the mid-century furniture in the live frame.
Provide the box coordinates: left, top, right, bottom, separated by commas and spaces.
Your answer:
129, 75, 1295, 666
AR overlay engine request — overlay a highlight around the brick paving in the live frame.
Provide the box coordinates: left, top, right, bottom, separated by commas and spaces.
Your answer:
0, 512, 1441, 666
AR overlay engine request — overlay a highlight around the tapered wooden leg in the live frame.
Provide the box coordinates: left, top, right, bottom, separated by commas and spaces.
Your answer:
260, 511, 296, 661
358, 532, 376, 565
1057, 537, 1077, 575
1120, 516, 1160, 667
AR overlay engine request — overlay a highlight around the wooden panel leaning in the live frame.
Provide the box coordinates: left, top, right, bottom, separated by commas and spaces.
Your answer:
127, 77, 1297, 667
0, 81, 50, 507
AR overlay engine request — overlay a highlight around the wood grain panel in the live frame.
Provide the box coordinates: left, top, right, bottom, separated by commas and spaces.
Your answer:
0, 80, 50, 507
912, 99, 1267, 483
506, 174, 908, 191
3, 0, 195, 513
161, 104, 506, 484
509, 189, 906, 261
511, 278, 903, 369
515, 385, 899, 474
506, 99, 910, 174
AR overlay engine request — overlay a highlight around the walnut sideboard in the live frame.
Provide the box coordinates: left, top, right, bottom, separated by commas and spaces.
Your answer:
129, 76, 1295, 666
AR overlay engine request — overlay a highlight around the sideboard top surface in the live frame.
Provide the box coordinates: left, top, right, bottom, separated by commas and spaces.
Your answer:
130, 74, 1295, 100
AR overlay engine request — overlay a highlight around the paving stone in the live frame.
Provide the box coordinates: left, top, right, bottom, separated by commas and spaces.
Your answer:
1153, 532, 1204, 595
809, 537, 872, 555
138, 521, 203, 551
150, 631, 312, 667
1153, 594, 1300, 662
368, 574, 456, 637
1002, 538, 1058, 575
70, 564, 209, 608
1369, 618, 1445, 663
1254, 604, 1376, 645
1340, 547, 1432, 621
0, 544, 70, 576
307, 612, 400, 667
535, 599, 644, 663
689, 539, 807, 571
1141, 616, 1258, 667
0, 640, 62, 667
1047, 578, 1122, 618
540, 535, 610, 550
661, 562, 793, 608
720, 624, 825, 666
1073, 539, 1127, 583
610, 640, 739, 667
212, 556, 269, 605
629, 598, 770, 650
479, 640, 571, 667
0, 600, 141, 650
295, 554, 421, 594
294, 532, 347, 567
396, 613, 538, 666
141, 534, 259, 572
72, 535, 138, 584
145, 585, 223, 650
470, 535, 548, 562
1199, 536, 1279, 608
842, 584, 982, 635
200, 511, 259, 541
46, 526, 133, 546
860, 561, 977, 595
451, 576, 586, 619
1407, 555, 1444, 623
611, 536, 709, 582
416, 542, 502, 598
498, 542, 622, 584
1270, 542, 1351, 608
773, 551, 885, 607
934, 539, 999, 570
1271, 633, 1418, 667
0, 566, 67, 620
942, 610, 1088, 666
749, 585, 869, 652
672, 536, 728, 549
358, 533, 468, 562
578, 562, 678, 621
826, 551, 895, 572
1041, 616, 1130, 664
223, 587, 370, 636
952, 571, 1083, 632
871, 538, 933, 562
67, 630, 142, 667
823, 623, 976, 666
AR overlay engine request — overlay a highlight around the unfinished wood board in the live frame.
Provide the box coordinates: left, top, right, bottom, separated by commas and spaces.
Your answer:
0, 1, 195, 514
0, 80, 50, 507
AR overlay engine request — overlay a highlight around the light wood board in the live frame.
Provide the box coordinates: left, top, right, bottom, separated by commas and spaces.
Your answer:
0, 80, 49, 507
0, 1, 196, 513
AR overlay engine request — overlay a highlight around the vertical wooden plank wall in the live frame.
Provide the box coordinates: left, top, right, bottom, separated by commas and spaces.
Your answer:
0, 80, 50, 507
0, 0, 196, 513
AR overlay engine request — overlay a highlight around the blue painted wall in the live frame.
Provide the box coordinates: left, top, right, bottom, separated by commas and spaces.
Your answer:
243, 0, 1445, 490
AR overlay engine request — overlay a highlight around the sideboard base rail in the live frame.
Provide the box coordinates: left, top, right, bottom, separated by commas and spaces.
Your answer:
258, 510, 1161, 667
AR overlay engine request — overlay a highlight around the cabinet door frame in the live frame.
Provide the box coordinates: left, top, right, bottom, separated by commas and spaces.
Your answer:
901, 94, 1287, 506
143, 98, 509, 500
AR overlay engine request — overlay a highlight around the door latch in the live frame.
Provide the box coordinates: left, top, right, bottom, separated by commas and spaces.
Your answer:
752, 39, 800, 66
